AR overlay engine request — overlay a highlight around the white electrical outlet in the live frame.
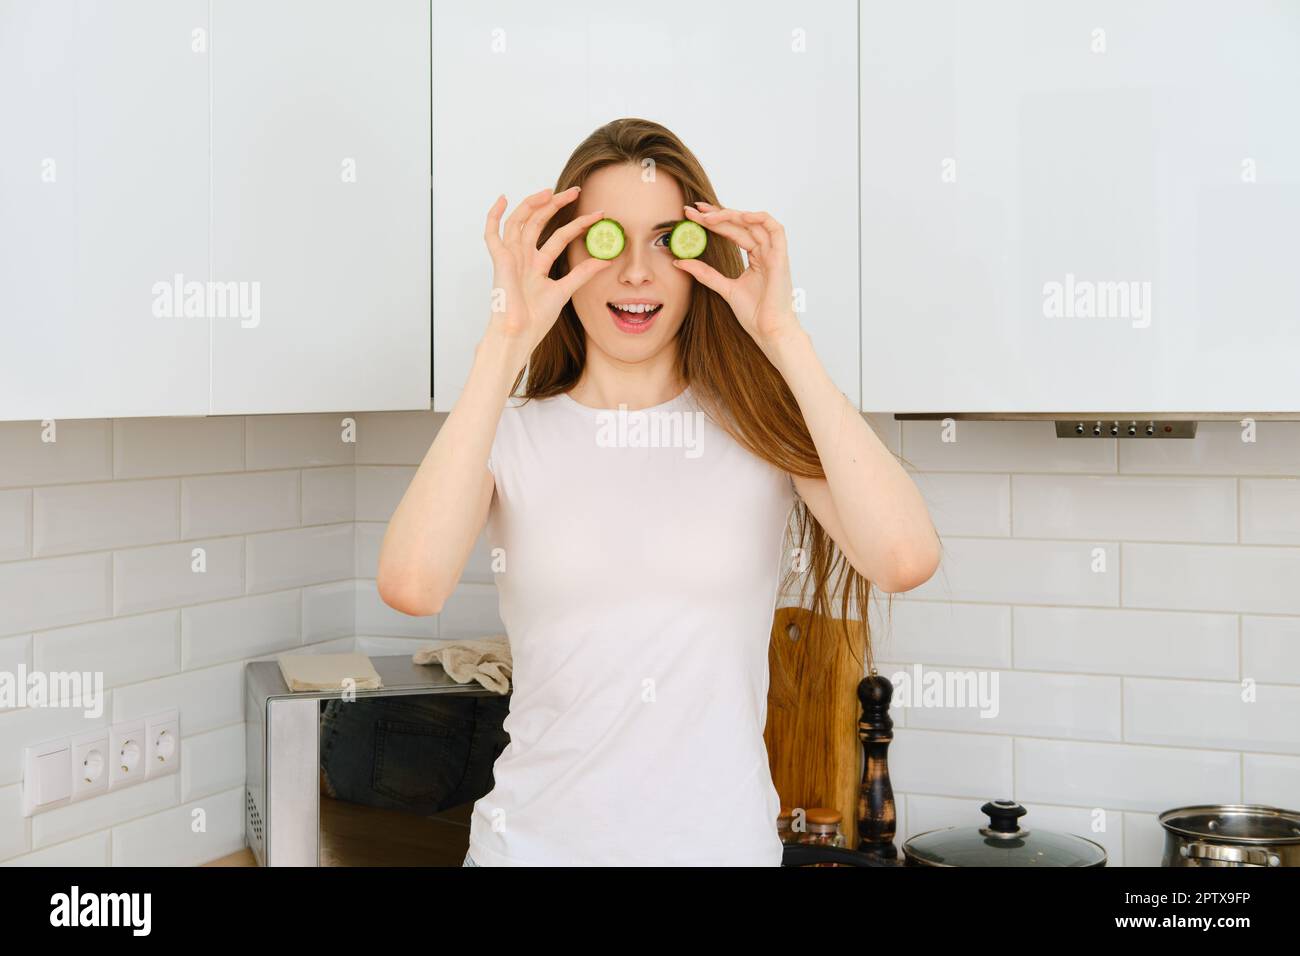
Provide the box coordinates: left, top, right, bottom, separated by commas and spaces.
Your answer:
69, 730, 110, 802
108, 721, 146, 790
145, 710, 180, 778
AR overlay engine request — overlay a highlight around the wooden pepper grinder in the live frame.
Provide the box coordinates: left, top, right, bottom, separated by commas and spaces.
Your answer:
856, 669, 901, 863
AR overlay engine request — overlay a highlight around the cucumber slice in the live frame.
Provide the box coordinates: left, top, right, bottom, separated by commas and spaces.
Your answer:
585, 218, 625, 259
669, 220, 707, 259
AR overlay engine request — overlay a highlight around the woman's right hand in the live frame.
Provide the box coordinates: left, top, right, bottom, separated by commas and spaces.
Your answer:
482, 186, 612, 356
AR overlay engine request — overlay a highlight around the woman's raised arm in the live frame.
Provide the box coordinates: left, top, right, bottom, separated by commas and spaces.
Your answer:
376, 186, 612, 614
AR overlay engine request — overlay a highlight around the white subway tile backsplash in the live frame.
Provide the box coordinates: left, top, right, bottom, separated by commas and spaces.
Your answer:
1119, 422, 1300, 477
1013, 606, 1238, 680
181, 470, 299, 537
901, 420, 1116, 473
1122, 542, 1300, 615
180, 723, 245, 803
34, 478, 179, 556
245, 414, 354, 470
0, 489, 32, 560
0, 552, 113, 636
899, 668, 1122, 742
355, 465, 416, 522
181, 590, 301, 668
1122, 812, 1167, 866
245, 523, 353, 594
1241, 479, 1300, 544
113, 537, 244, 615
354, 521, 384, 578
355, 634, 430, 656
0, 784, 28, 861
0, 419, 113, 488
1016, 738, 1240, 813
34, 610, 179, 689
912, 472, 1010, 536
894, 795, 909, 843
355, 581, 437, 639
1242, 754, 1300, 808
282, 636, 356, 656
0, 634, 32, 714
868, 600, 1012, 668
0, 830, 110, 867
889, 728, 1013, 799
301, 466, 355, 525
1242, 616, 1300, 685
32, 773, 178, 849
900, 793, 988, 838
355, 409, 443, 465
1123, 678, 1300, 755
111, 660, 243, 735
1012, 475, 1236, 542
303, 581, 356, 643
111, 786, 243, 866
906, 537, 1119, 606
113, 416, 243, 478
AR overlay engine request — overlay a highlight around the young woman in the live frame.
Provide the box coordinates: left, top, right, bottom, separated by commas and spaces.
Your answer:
378, 118, 940, 867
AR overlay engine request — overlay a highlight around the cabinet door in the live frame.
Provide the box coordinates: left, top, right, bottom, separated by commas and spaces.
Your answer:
0, 0, 209, 421
210, 0, 430, 415
432, 0, 860, 411
860, 1, 1300, 413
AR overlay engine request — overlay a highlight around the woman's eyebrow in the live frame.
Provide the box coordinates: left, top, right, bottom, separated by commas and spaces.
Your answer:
609, 218, 681, 232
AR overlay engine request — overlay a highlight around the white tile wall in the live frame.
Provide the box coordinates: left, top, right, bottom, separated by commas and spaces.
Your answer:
874, 418, 1300, 866
1, 410, 1297, 868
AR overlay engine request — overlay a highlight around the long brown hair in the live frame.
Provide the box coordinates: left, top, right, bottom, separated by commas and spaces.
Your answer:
511, 117, 886, 694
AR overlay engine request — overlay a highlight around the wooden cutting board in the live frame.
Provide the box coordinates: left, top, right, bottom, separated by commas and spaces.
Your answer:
764, 605, 870, 847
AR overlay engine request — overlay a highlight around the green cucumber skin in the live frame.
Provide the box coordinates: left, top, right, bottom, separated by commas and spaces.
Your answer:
585, 218, 625, 260
669, 220, 707, 259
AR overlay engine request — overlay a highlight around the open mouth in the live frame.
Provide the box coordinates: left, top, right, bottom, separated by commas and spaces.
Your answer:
607, 301, 663, 334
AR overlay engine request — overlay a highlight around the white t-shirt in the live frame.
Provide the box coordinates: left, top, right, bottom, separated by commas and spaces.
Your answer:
467, 384, 797, 866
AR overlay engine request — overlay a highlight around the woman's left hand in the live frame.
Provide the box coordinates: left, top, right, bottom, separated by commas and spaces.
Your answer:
672, 202, 804, 352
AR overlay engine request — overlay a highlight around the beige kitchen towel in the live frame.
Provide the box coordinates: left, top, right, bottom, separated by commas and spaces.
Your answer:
277, 652, 382, 692
413, 636, 512, 694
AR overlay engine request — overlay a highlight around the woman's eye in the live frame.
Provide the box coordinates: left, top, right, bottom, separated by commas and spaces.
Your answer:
654, 232, 672, 248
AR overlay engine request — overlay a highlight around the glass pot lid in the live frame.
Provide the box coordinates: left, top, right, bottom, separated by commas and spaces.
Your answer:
902, 800, 1108, 867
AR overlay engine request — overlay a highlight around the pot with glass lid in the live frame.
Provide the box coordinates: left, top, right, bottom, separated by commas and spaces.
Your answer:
901, 799, 1107, 867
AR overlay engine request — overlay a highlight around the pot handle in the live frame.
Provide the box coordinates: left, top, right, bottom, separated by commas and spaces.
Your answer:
1181, 842, 1281, 867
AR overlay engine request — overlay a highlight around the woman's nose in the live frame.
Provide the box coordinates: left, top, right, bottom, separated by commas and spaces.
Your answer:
618, 243, 653, 283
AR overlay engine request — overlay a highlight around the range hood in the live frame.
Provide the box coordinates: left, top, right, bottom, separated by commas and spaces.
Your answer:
890, 411, 1300, 439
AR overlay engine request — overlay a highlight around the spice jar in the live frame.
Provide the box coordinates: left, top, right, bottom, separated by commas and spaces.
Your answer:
799, 807, 846, 864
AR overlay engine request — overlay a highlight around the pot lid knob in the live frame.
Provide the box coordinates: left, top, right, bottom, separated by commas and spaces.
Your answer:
981, 800, 1027, 834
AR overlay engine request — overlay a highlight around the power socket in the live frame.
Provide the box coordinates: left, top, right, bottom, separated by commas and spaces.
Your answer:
108, 721, 147, 790
145, 709, 180, 778
69, 730, 110, 802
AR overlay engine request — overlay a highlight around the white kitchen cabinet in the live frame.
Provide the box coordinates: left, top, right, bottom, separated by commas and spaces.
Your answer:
860, 0, 1300, 414
210, 0, 431, 415
0, 0, 210, 421
431, 0, 860, 411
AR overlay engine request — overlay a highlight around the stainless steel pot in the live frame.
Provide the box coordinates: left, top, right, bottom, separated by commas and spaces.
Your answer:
1160, 804, 1300, 867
